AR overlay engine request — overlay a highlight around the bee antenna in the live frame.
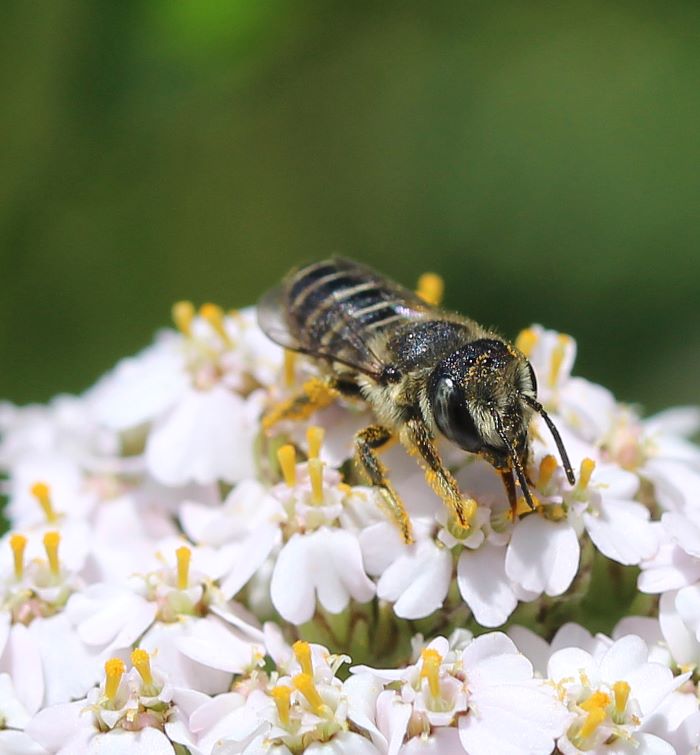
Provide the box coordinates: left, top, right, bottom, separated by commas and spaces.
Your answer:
520, 394, 576, 485
492, 413, 536, 512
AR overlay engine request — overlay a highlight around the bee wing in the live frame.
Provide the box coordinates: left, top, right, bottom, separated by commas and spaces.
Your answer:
257, 281, 389, 380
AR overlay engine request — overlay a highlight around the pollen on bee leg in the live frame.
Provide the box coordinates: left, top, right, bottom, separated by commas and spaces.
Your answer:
284, 350, 297, 388
172, 300, 195, 336
292, 640, 313, 676
271, 685, 292, 726
306, 425, 324, 460
513, 494, 542, 519
538, 455, 558, 488
131, 648, 154, 687
308, 458, 324, 504
416, 272, 445, 306
292, 673, 326, 715
30, 482, 58, 523
277, 444, 297, 487
176, 545, 191, 590
548, 334, 571, 388
43, 531, 61, 576
578, 458, 596, 491
10, 534, 27, 580
515, 327, 538, 357
104, 658, 126, 702
199, 303, 231, 345
420, 648, 442, 698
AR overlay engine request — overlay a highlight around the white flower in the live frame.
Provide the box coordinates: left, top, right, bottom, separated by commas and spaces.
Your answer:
548, 634, 689, 754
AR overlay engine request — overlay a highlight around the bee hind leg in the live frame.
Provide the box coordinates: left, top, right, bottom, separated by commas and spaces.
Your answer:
401, 417, 477, 530
262, 376, 340, 431
355, 425, 414, 544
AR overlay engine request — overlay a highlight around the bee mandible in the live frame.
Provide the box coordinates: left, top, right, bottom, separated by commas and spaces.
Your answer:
257, 257, 574, 543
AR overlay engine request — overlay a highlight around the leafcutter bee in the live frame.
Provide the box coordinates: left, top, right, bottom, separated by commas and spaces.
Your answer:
258, 257, 574, 543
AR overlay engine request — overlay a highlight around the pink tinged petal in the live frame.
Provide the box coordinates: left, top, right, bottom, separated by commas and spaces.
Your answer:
584, 500, 657, 565
659, 591, 700, 666
398, 727, 464, 755
175, 617, 258, 673
0, 624, 43, 716
458, 544, 517, 628
377, 541, 451, 620
376, 690, 412, 755
219, 524, 280, 599
505, 517, 579, 597
270, 534, 316, 625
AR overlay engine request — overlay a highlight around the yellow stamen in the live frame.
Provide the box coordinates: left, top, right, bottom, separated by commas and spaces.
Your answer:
277, 444, 297, 487
271, 685, 292, 726
199, 302, 230, 344
284, 350, 297, 388
580, 690, 610, 713
308, 458, 324, 504
538, 455, 558, 488
104, 658, 126, 702
10, 534, 27, 580
292, 673, 325, 714
416, 272, 444, 306
579, 706, 607, 738
43, 531, 60, 576
515, 327, 539, 358
420, 648, 442, 698
513, 493, 541, 518
31, 482, 57, 523
293, 640, 313, 676
613, 680, 630, 717
172, 300, 195, 336
176, 545, 191, 590
579, 458, 596, 491
548, 334, 570, 388
131, 648, 153, 686
306, 426, 324, 460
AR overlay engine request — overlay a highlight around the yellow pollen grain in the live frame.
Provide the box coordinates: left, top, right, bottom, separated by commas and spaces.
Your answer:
515, 328, 539, 357
548, 335, 570, 389
43, 531, 61, 576
613, 680, 630, 716
308, 459, 324, 504
580, 690, 610, 713
131, 649, 153, 686
31, 482, 57, 523
293, 640, 313, 676
538, 455, 558, 488
306, 426, 324, 460
199, 302, 231, 344
277, 444, 297, 487
10, 534, 27, 580
579, 706, 607, 738
283, 350, 297, 388
420, 648, 442, 698
579, 458, 596, 491
271, 685, 292, 726
292, 673, 325, 714
416, 272, 444, 306
104, 658, 126, 701
172, 300, 195, 336
176, 545, 191, 590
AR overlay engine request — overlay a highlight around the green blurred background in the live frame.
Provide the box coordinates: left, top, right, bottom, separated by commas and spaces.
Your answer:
2, 0, 699, 411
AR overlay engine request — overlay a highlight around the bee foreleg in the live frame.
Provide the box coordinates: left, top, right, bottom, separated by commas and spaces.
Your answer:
401, 417, 476, 530
355, 425, 414, 545
262, 376, 340, 431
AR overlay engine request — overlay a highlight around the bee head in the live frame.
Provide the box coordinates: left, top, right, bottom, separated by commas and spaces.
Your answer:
429, 338, 574, 504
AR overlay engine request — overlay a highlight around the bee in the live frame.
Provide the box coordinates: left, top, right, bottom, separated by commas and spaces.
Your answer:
258, 257, 574, 543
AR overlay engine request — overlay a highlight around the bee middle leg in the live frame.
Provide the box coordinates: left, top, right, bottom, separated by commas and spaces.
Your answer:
355, 424, 414, 545
401, 417, 476, 529
262, 376, 341, 431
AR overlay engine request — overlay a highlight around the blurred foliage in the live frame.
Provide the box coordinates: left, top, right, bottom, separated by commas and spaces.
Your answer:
1, 0, 699, 410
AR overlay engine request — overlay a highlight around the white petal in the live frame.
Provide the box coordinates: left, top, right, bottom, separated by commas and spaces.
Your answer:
458, 545, 517, 627
506, 516, 579, 597
548, 647, 596, 685
0, 624, 43, 716
219, 523, 280, 599
659, 591, 700, 666
398, 727, 464, 755
175, 617, 259, 673
462, 633, 533, 686
663, 511, 700, 557
306, 731, 381, 754
270, 534, 316, 625
507, 626, 551, 677
318, 529, 375, 612
585, 500, 657, 565
376, 690, 412, 755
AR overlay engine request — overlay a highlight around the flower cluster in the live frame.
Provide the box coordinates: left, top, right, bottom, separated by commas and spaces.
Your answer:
0, 288, 698, 753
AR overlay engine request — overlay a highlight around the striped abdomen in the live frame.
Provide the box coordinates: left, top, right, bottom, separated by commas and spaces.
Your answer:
284, 259, 416, 355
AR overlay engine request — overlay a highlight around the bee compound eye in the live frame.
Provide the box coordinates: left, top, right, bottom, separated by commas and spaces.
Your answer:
432, 375, 482, 453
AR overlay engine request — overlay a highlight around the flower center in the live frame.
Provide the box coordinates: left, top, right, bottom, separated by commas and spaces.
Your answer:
292, 673, 328, 716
